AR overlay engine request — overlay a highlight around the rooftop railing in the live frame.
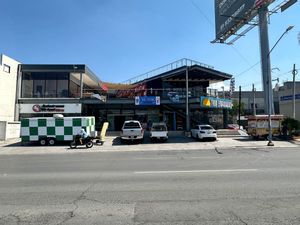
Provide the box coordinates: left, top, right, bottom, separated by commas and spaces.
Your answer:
82, 87, 222, 100
122, 58, 214, 85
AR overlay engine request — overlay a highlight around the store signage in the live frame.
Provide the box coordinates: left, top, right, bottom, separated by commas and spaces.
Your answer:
280, 94, 300, 101
135, 96, 160, 106
200, 96, 232, 109
20, 104, 82, 114
32, 104, 64, 113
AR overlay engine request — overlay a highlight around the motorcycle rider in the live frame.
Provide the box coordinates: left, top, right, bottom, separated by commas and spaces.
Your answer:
78, 128, 88, 144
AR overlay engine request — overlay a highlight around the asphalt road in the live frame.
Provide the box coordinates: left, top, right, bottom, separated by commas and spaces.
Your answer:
1, 147, 300, 225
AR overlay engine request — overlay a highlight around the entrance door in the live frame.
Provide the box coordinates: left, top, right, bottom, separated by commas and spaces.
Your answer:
114, 116, 126, 131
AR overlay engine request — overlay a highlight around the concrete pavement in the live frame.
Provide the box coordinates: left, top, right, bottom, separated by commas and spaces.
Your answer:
1, 147, 300, 224
0, 135, 298, 155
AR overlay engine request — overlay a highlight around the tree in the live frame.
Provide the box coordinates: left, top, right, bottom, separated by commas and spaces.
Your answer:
230, 100, 245, 117
282, 117, 300, 135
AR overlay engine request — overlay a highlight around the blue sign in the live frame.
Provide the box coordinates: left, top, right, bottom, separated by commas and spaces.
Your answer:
135, 96, 160, 106
200, 96, 232, 109
280, 94, 300, 101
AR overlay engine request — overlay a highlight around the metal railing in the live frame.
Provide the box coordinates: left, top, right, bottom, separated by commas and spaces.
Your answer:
82, 87, 221, 100
122, 58, 214, 85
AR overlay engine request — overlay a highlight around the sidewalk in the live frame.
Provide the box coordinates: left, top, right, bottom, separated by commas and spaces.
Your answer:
0, 136, 298, 155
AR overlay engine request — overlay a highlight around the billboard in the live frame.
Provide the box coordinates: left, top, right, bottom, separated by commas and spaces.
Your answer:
214, 0, 273, 41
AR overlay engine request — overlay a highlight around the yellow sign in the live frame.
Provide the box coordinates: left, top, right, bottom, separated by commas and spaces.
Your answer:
202, 98, 211, 107
100, 122, 109, 142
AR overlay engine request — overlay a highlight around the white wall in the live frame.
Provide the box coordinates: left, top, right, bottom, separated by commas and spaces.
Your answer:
279, 82, 300, 121
0, 121, 20, 141
0, 54, 20, 121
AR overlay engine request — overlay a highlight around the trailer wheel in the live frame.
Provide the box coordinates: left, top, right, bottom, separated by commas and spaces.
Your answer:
48, 138, 56, 146
39, 138, 47, 146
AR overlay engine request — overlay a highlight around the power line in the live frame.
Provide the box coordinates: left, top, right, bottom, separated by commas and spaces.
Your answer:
239, 70, 293, 89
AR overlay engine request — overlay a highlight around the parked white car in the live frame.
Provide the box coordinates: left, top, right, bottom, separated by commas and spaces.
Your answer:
120, 120, 144, 143
191, 124, 217, 141
150, 122, 168, 142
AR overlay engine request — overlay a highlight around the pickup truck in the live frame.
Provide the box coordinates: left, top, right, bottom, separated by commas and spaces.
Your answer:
120, 120, 144, 143
150, 122, 168, 142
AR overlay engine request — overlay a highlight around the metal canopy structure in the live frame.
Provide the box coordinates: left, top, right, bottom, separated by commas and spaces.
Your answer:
131, 61, 232, 86
161, 66, 232, 84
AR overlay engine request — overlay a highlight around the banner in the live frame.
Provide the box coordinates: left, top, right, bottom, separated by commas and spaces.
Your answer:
135, 96, 160, 106
200, 96, 232, 109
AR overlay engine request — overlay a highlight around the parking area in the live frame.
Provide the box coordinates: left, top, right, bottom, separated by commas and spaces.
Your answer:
0, 135, 298, 155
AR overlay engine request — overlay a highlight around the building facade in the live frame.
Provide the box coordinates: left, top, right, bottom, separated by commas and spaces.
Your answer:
17, 64, 107, 120
0, 54, 20, 121
278, 81, 300, 121
16, 59, 233, 131
231, 90, 280, 116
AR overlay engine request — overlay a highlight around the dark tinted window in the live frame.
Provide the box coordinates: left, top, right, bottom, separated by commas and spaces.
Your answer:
152, 125, 167, 131
200, 126, 213, 130
21, 72, 69, 98
123, 122, 141, 129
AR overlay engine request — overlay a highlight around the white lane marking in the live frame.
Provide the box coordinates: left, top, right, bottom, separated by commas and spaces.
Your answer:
132, 156, 215, 160
134, 169, 259, 174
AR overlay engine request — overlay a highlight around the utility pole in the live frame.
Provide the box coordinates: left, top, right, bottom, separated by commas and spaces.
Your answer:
185, 67, 190, 132
238, 86, 241, 128
222, 86, 225, 98
292, 64, 298, 119
252, 84, 256, 116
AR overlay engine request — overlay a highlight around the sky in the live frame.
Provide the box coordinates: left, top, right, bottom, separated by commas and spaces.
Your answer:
1, 0, 299, 91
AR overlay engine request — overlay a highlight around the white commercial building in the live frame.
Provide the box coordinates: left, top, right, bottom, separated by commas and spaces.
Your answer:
278, 81, 300, 121
0, 54, 21, 140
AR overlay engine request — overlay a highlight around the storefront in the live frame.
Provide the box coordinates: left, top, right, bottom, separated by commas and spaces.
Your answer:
17, 59, 233, 131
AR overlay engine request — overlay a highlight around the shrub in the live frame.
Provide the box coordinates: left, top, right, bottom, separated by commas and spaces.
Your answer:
282, 117, 300, 135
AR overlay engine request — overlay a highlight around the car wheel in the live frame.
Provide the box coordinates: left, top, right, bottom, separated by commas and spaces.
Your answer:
197, 134, 202, 141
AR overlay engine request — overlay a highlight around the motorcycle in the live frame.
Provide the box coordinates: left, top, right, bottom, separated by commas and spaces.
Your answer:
69, 135, 94, 149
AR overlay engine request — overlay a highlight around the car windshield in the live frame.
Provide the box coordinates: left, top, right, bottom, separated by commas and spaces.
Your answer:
200, 126, 213, 130
123, 122, 141, 129
152, 125, 167, 131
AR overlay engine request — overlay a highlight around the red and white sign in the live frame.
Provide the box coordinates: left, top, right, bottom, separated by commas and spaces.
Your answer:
20, 103, 82, 114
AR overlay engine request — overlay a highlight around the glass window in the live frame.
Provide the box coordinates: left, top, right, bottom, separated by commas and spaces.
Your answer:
200, 125, 213, 130
45, 73, 57, 98
32, 73, 45, 98
3, 64, 10, 73
21, 73, 33, 98
57, 73, 69, 97
123, 122, 141, 129
69, 73, 80, 98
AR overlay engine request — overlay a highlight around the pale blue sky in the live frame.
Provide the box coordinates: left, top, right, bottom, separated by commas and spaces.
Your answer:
1, 0, 299, 90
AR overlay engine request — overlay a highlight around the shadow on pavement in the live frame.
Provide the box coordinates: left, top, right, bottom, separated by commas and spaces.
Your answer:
4, 141, 71, 148
112, 136, 217, 146
233, 136, 293, 143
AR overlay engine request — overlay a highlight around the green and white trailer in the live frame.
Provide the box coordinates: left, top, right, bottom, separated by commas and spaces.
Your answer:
21, 116, 95, 145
